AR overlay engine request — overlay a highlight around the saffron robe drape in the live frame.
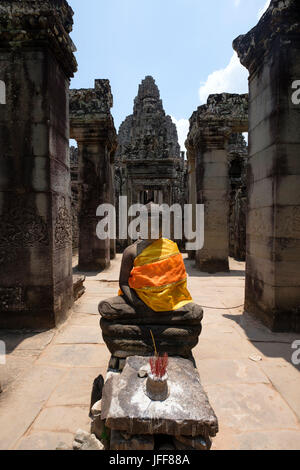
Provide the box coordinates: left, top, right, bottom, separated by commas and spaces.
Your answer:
120, 238, 193, 312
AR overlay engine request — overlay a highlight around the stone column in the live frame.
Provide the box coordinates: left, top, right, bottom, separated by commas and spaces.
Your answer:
0, 0, 77, 329
197, 130, 230, 273
234, 0, 300, 332
186, 94, 248, 273
187, 148, 197, 260
109, 154, 117, 260
70, 80, 117, 271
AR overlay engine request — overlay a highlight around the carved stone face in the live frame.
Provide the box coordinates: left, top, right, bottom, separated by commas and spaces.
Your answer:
142, 97, 156, 113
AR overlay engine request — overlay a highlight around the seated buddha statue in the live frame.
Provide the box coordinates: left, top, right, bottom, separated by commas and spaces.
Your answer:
99, 203, 203, 364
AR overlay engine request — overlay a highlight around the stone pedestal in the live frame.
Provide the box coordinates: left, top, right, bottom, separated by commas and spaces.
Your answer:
99, 297, 203, 360
186, 94, 248, 273
70, 80, 117, 272
101, 356, 218, 451
234, 0, 300, 332
0, 0, 77, 328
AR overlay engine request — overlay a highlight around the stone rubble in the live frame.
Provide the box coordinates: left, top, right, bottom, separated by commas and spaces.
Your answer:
73, 429, 104, 451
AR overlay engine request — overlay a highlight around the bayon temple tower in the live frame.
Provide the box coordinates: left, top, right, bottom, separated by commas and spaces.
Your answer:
115, 76, 187, 209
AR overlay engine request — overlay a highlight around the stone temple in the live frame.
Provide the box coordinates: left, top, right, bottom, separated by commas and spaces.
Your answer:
0, 0, 299, 452
115, 76, 187, 210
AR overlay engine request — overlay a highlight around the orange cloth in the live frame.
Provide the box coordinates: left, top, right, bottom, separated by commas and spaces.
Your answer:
120, 238, 192, 312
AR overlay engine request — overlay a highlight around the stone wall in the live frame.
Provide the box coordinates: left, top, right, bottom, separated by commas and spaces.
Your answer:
0, 0, 77, 328
234, 0, 300, 332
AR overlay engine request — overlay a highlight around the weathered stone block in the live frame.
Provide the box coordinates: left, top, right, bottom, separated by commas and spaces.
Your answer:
173, 434, 211, 451
101, 356, 219, 438
110, 430, 154, 451
73, 430, 104, 451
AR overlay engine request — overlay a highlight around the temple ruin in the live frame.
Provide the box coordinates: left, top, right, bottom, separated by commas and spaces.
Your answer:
115, 76, 187, 242
0, 0, 299, 453
186, 93, 248, 273
233, 0, 300, 332
0, 0, 77, 328
70, 80, 117, 271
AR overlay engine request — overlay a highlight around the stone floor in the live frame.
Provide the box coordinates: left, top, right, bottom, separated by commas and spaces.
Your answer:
0, 254, 299, 450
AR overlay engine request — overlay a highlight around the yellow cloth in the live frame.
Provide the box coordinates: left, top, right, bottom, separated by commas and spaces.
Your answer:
126, 238, 193, 312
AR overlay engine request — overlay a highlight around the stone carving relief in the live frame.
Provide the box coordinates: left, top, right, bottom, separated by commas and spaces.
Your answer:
70, 79, 113, 116
0, 203, 49, 265
55, 205, 72, 249
0, 287, 24, 311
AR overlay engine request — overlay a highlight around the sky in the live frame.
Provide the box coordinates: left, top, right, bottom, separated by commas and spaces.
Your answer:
68, 0, 270, 150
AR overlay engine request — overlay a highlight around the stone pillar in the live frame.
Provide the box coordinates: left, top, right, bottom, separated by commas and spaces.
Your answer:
186, 94, 248, 273
187, 148, 197, 260
70, 80, 117, 272
197, 130, 230, 273
228, 133, 248, 261
109, 154, 117, 260
0, 0, 77, 329
234, 0, 300, 332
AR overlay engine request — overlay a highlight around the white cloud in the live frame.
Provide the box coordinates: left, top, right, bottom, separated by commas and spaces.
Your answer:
171, 117, 190, 152
199, 52, 248, 104
258, 0, 270, 19
234, 0, 241, 6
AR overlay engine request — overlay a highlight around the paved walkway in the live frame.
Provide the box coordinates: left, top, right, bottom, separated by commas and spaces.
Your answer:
0, 255, 299, 450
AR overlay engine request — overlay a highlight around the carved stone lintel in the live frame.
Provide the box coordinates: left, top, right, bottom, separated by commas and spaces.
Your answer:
186, 93, 249, 151
0, 0, 77, 78
70, 80, 117, 151
233, 0, 300, 75
70, 80, 113, 117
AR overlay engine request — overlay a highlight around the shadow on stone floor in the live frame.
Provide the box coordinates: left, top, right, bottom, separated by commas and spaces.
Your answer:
184, 259, 245, 278
0, 329, 54, 355
224, 312, 300, 372
73, 266, 108, 278
0, 329, 56, 393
